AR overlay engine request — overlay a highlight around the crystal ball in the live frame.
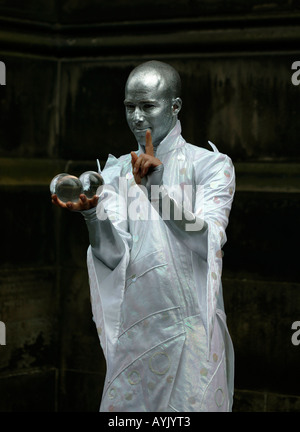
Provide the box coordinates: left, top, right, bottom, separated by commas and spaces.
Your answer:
49, 173, 69, 195
79, 171, 104, 198
55, 175, 83, 203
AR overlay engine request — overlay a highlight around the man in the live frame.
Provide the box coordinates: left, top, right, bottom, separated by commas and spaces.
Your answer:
52, 60, 235, 412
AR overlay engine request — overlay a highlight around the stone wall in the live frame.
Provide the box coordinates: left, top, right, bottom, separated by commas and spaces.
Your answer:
0, 0, 299, 412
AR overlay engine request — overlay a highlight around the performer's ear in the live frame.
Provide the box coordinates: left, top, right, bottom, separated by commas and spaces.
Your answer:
172, 97, 182, 115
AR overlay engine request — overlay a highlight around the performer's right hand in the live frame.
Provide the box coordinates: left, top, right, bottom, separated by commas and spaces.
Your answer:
51, 193, 99, 211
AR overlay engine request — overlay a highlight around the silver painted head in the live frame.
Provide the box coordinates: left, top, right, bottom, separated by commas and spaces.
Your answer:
124, 60, 182, 148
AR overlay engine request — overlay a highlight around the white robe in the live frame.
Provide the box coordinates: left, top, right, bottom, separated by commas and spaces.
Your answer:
84, 121, 235, 412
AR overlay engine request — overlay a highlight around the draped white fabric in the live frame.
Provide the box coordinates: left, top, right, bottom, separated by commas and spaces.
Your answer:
84, 121, 235, 412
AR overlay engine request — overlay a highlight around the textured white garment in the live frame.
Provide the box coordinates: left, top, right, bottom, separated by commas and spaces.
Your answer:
85, 121, 235, 412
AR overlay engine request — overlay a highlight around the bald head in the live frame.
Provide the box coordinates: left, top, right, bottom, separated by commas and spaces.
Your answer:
125, 60, 181, 100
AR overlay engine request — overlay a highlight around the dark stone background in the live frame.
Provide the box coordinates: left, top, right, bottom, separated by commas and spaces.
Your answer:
0, 0, 300, 412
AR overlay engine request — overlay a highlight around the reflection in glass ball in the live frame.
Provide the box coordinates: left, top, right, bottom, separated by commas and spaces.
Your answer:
49, 173, 69, 195
56, 175, 83, 203
79, 171, 104, 198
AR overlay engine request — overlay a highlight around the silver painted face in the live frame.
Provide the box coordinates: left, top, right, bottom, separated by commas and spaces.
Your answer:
124, 70, 178, 148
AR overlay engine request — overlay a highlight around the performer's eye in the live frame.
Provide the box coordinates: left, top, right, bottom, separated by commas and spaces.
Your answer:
125, 104, 135, 112
143, 104, 155, 110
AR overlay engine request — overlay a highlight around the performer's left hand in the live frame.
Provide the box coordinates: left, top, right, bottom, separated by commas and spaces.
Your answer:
51, 193, 99, 211
131, 130, 162, 184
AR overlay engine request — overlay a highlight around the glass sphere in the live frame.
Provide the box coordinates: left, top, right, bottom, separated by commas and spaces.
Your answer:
79, 171, 104, 198
55, 175, 83, 203
50, 173, 69, 195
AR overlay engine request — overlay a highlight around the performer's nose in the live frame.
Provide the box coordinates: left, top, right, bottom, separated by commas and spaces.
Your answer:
133, 107, 144, 123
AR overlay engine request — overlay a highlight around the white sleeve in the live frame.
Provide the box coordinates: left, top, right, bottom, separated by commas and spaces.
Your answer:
82, 206, 129, 270
149, 153, 235, 261
82, 154, 132, 270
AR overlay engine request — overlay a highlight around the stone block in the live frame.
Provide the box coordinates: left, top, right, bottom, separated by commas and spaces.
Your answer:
223, 278, 300, 397
0, 368, 57, 412
59, 61, 133, 160
57, 0, 300, 24
233, 389, 300, 412
0, 186, 56, 268
175, 56, 300, 162
58, 369, 104, 412
0, 0, 57, 22
58, 266, 105, 373
223, 190, 300, 282
233, 389, 266, 412
0, 268, 59, 373
266, 391, 300, 412
0, 56, 58, 158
